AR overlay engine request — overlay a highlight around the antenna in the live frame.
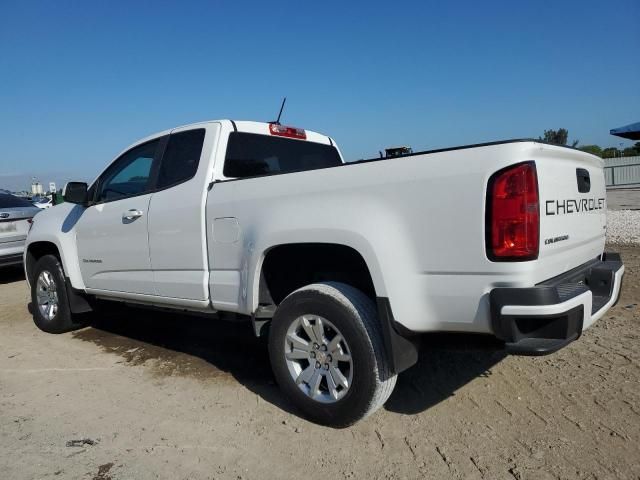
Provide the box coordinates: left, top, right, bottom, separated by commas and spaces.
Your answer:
272, 97, 287, 125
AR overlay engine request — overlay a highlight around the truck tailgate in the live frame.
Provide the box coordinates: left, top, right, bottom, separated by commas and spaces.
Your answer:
535, 144, 607, 277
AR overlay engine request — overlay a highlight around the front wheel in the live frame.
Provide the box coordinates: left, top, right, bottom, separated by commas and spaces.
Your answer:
268, 282, 397, 427
30, 254, 84, 334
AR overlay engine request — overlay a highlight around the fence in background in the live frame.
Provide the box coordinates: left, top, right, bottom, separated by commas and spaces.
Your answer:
604, 156, 640, 187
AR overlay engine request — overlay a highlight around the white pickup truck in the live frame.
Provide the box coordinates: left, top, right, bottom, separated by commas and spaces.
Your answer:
24, 120, 625, 426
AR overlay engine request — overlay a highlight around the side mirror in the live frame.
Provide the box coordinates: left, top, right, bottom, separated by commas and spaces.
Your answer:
63, 182, 89, 205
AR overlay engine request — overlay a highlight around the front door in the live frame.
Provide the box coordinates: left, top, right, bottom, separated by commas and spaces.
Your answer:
75, 137, 164, 294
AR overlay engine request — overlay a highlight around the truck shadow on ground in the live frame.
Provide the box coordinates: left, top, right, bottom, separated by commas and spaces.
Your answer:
70, 304, 506, 419
0, 265, 25, 285
385, 333, 506, 414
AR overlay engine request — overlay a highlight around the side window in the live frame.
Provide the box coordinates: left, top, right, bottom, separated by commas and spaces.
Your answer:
156, 129, 206, 189
96, 139, 160, 202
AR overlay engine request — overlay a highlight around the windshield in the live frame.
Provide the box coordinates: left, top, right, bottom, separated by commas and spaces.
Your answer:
224, 132, 342, 178
0, 193, 35, 208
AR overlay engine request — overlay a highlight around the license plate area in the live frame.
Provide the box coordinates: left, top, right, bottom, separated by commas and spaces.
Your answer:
0, 222, 17, 233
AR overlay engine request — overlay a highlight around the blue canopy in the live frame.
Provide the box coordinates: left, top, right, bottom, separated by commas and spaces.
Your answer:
610, 122, 640, 140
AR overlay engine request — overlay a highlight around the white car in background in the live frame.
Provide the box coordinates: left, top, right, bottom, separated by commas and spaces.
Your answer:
32, 197, 52, 209
0, 193, 40, 267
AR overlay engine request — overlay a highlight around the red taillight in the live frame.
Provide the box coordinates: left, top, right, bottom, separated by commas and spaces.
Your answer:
486, 161, 539, 261
269, 123, 307, 140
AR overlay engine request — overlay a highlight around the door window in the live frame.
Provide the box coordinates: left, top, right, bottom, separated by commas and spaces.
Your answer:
156, 129, 206, 189
96, 139, 160, 202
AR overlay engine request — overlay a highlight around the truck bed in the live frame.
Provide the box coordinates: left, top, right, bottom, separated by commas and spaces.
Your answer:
206, 139, 606, 334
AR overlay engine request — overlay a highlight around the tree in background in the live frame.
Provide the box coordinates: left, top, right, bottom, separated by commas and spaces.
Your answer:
604, 142, 640, 158
541, 132, 639, 158
602, 147, 620, 158
578, 142, 640, 158
579, 145, 603, 157
540, 128, 579, 148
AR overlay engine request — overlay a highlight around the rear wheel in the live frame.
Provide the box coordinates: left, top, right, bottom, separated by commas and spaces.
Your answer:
30, 255, 83, 333
269, 282, 397, 427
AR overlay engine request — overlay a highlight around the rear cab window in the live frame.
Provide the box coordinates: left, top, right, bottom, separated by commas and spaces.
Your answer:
224, 132, 342, 179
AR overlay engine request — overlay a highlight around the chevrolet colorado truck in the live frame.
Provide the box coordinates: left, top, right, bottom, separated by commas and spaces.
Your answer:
24, 120, 625, 426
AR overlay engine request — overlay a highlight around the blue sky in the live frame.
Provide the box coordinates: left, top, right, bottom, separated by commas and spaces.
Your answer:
1, 0, 639, 185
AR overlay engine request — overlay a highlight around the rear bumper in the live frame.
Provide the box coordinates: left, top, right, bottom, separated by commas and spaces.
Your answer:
490, 252, 624, 355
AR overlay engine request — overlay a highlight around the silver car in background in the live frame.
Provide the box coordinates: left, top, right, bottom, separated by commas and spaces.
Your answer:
0, 193, 41, 267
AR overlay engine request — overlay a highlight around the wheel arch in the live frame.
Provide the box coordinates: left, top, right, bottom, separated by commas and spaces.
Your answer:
26, 235, 83, 290
25, 240, 92, 314
25, 241, 63, 286
253, 242, 384, 311
251, 242, 418, 374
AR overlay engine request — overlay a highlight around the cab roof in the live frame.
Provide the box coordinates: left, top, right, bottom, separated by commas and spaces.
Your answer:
135, 120, 334, 147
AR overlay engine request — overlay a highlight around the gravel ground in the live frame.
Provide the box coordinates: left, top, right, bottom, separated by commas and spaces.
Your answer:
607, 210, 640, 245
0, 246, 639, 480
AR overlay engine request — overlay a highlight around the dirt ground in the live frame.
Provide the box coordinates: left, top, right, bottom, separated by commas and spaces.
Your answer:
1, 247, 639, 480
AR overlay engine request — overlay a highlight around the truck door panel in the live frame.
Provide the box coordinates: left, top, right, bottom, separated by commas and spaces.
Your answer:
147, 125, 219, 300
75, 138, 163, 294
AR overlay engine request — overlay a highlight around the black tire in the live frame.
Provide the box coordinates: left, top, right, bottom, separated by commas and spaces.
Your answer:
30, 254, 83, 334
269, 282, 397, 427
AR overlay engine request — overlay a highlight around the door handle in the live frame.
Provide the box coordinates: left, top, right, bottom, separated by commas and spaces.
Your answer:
122, 209, 144, 220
